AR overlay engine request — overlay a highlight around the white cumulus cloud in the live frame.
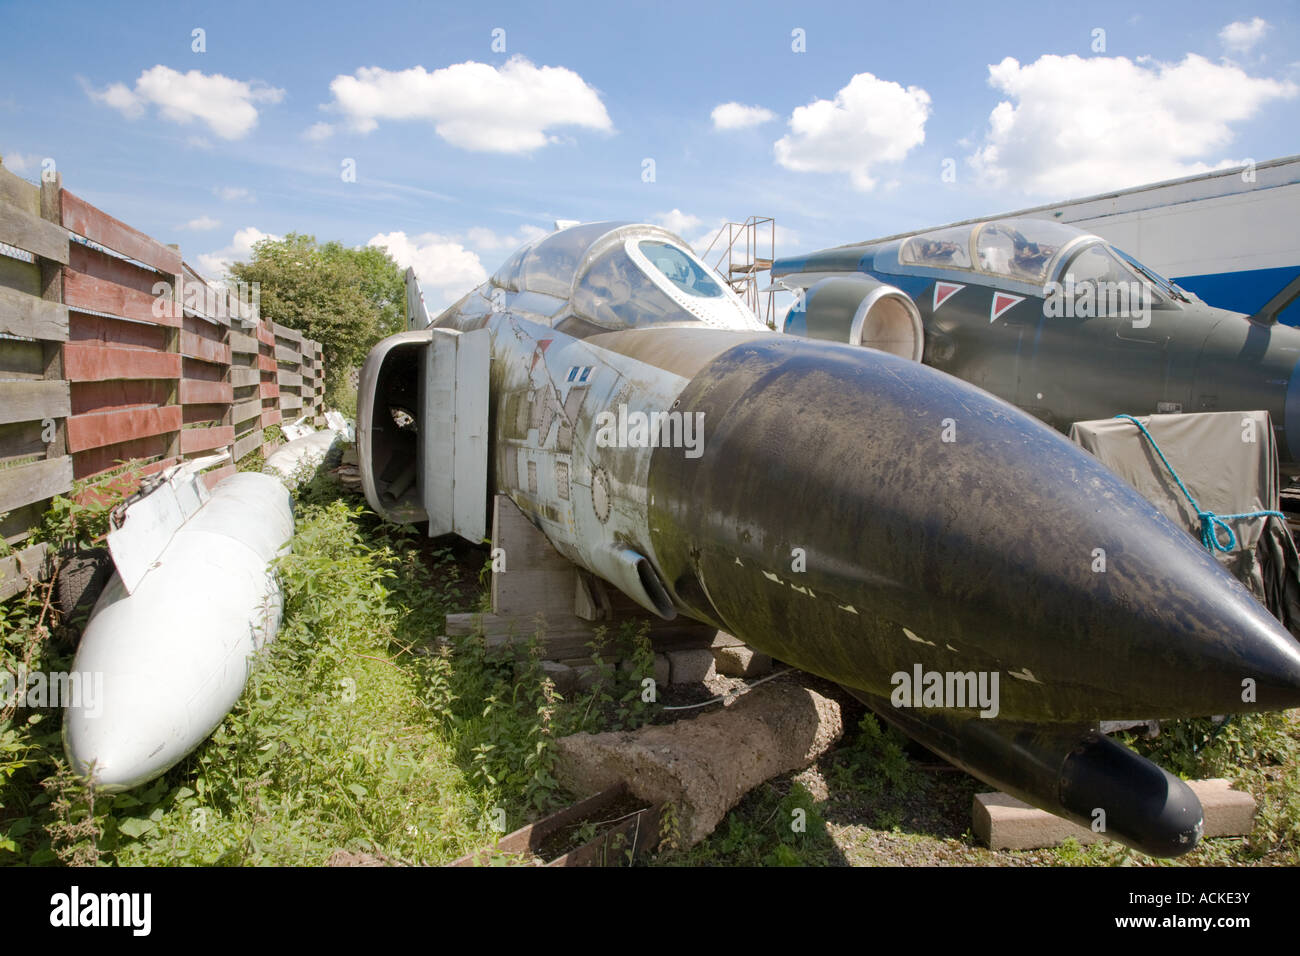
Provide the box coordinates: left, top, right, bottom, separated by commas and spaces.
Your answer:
178, 215, 221, 231
304, 122, 335, 142
322, 56, 612, 153
195, 227, 278, 280
967, 53, 1297, 196
711, 102, 776, 130
652, 209, 705, 237
368, 231, 488, 309
774, 72, 931, 190
87, 66, 284, 140
1221, 17, 1270, 55
1, 152, 43, 176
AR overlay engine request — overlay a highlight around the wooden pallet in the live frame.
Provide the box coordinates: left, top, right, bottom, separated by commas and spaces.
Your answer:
447, 783, 662, 867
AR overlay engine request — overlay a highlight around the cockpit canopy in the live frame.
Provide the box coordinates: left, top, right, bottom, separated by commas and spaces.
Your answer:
488, 221, 763, 332
900, 218, 1089, 284
896, 217, 1187, 300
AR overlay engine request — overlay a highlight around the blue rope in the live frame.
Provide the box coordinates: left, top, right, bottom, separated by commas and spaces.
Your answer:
1114, 414, 1285, 553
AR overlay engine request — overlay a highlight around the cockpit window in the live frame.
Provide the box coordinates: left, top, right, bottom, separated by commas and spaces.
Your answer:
492, 222, 627, 297
1062, 244, 1139, 287
974, 220, 1078, 283
572, 248, 695, 330
900, 226, 972, 269
1058, 243, 1164, 310
637, 241, 723, 297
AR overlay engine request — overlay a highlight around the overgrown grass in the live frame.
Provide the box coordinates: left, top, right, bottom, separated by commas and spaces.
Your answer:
0, 466, 667, 865
5, 463, 1297, 867
1, 495, 492, 864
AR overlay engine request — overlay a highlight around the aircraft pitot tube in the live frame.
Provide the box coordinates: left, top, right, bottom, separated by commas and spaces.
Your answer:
360, 222, 1300, 857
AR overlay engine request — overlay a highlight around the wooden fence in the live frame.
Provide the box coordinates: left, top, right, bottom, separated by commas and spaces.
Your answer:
0, 158, 325, 599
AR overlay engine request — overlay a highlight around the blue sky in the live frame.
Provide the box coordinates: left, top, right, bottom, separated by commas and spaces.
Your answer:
2, 0, 1297, 306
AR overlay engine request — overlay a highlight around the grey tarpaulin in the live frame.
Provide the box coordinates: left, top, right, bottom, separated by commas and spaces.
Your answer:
1070, 410, 1300, 637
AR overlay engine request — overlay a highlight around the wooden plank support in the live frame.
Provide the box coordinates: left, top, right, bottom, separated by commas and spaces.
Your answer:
60, 191, 182, 275
39, 172, 68, 462
232, 429, 264, 462
0, 542, 52, 602
228, 330, 258, 354
65, 268, 180, 327
178, 378, 233, 405
62, 343, 181, 381
231, 397, 263, 425
0, 379, 70, 425
0, 194, 68, 263
229, 367, 260, 388
179, 329, 231, 365
180, 425, 234, 455
272, 322, 303, 345
0, 284, 69, 340
0, 164, 39, 216
0, 456, 73, 514
66, 405, 183, 453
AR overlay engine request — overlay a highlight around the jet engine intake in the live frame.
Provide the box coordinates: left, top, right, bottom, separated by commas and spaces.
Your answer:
781, 276, 924, 361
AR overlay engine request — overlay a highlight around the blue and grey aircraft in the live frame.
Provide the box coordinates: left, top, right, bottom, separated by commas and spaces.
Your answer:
772, 217, 1300, 470
358, 221, 1300, 856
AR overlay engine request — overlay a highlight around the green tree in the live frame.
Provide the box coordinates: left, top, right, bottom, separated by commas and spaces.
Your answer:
229, 234, 406, 409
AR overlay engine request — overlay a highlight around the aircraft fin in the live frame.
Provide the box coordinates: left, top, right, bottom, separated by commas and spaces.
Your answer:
1248, 273, 1300, 325
405, 266, 431, 330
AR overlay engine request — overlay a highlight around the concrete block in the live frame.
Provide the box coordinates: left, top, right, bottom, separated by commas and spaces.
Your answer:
1193, 778, 1257, 838
713, 643, 773, 678
655, 652, 671, 687
667, 648, 716, 685
710, 631, 747, 649
973, 778, 1255, 851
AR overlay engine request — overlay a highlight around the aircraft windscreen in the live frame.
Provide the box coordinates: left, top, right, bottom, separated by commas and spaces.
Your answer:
900, 226, 972, 269
975, 219, 1082, 284
1062, 244, 1139, 286
572, 247, 697, 330
637, 241, 723, 297
1111, 245, 1186, 300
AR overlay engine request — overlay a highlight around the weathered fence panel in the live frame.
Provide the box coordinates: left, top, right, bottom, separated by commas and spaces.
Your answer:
0, 163, 73, 558
0, 157, 326, 598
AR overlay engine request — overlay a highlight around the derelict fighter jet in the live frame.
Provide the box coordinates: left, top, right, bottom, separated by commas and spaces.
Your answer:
359, 221, 1300, 856
772, 217, 1300, 470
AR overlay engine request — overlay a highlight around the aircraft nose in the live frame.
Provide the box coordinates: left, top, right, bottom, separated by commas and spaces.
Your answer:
1094, 530, 1300, 716
647, 335, 1300, 721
